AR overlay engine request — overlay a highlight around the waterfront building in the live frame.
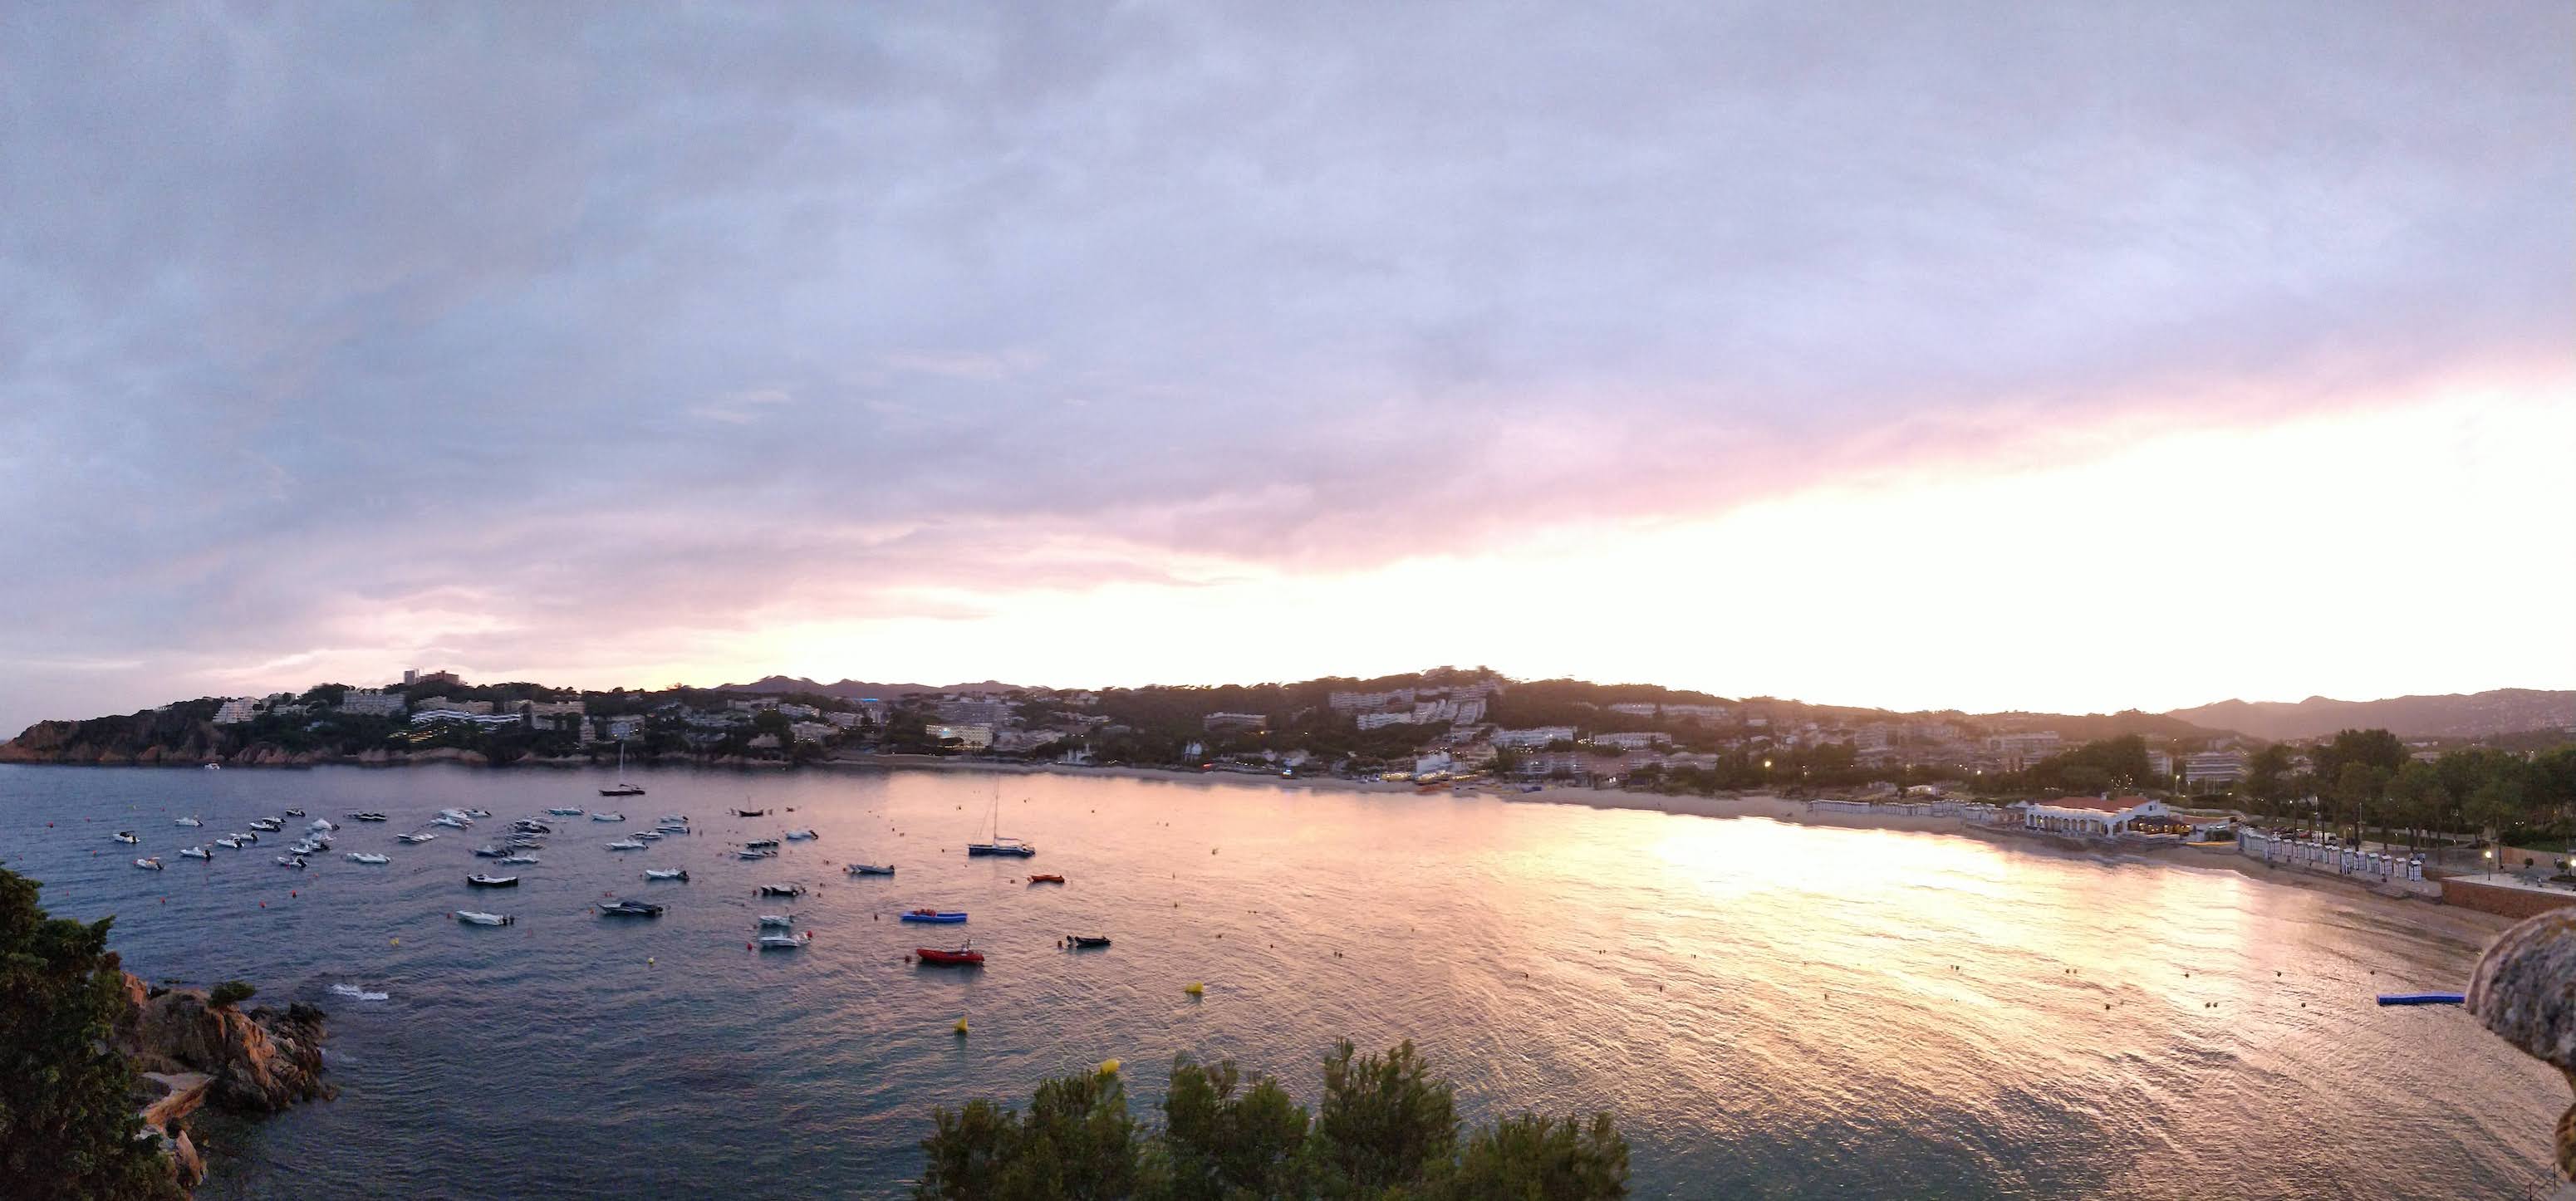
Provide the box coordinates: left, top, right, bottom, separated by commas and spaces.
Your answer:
788, 721, 838, 744
936, 697, 1013, 725
926, 723, 994, 750
2019, 794, 2174, 836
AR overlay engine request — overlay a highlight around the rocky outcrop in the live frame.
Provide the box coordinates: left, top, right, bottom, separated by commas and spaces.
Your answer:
115, 973, 333, 1193
116, 976, 335, 1111
2468, 909, 2576, 1181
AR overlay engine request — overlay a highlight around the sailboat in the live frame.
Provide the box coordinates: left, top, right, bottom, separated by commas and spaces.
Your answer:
965, 783, 1035, 857
600, 740, 645, 797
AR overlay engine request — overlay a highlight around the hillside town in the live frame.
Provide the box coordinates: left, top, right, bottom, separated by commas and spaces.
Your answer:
12, 669, 2570, 824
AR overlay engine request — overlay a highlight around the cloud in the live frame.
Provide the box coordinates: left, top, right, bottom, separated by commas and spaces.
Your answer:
0, 1, 2568, 728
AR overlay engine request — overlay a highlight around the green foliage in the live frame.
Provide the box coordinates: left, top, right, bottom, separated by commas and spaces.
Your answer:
209, 979, 256, 1008
0, 869, 182, 1200
918, 1043, 1627, 1201
1313, 1040, 1457, 1194
1156, 1054, 1311, 1199
1452, 1112, 1631, 1200
2314, 728, 2409, 784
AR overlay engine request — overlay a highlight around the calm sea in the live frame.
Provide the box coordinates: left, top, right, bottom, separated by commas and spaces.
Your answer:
0, 764, 2554, 1199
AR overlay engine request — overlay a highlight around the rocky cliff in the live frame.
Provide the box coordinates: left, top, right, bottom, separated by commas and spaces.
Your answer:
115, 974, 334, 1191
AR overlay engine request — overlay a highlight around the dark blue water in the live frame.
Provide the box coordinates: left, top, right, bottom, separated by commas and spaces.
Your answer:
0, 764, 2555, 1199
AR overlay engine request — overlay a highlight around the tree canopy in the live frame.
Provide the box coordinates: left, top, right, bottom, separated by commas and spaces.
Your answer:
918, 1041, 1628, 1200
0, 869, 179, 1200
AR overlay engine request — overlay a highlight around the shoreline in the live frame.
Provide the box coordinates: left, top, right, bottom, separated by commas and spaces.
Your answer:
5, 754, 2500, 924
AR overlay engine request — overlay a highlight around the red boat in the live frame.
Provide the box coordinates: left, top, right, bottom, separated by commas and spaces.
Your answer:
1027, 874, 1065, 885
916, 946, 984, 966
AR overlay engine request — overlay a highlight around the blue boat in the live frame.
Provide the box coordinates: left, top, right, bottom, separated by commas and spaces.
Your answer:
967, 841, 1036, 857
2376, 993, 2465, 1007
900, 909, 967, 923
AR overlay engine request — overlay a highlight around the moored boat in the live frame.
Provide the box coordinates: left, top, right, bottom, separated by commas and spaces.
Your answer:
348, 812, 390, 821
846, 863, 895, 876
274, 855, 306, 870
498, 855, 540, 865
592, 811, 626, 822
213, 836, 243, 850
1067, 934, 1111, 949
743, 839, 781, 851
547, 806, 585, 816
605, 839, 647, 851
346, 852, 390, 865
632, 831, 664, 841
758, 931, 812, 950
784, 829, 817, 841
248, 819, 282, 831
598, 900, 664, 918
757, 885, 806, 898
734, 808, 768, 817
135, 857, 164, 870
900, 908, 966, 924
473, 845, 509, 857
455, 910, 513, 926
757, 914, 797, 928
397, 831, 438, 844
281, 808, 305, 816
113, 831, 140, 844
174, 816, 203, 827
179, 846, 211, 860
737, 848, 778, 860
643, 869, 689, 881
1027, 874, 1065, 885
465, 873, 519, 888
915, 945, 983, 965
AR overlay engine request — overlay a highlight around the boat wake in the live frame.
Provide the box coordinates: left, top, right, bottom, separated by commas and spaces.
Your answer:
329, 984, 390, 1002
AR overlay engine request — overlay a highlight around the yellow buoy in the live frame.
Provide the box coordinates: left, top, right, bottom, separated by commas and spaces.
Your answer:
1184, 982, 1204, 997
954, 1017, 970, 1035
390, 938, 400, 946
1097, 1058, 1121, 1076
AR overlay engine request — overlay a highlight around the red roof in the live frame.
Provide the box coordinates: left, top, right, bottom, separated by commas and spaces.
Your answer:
2044, 794, 2153, 812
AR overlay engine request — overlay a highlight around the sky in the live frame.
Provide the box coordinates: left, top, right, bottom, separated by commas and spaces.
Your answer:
2, 2, 2570, 733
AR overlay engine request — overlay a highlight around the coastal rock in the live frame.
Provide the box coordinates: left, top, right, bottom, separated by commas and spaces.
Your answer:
2467, 909, 2576, 1179
115, 974, 336, 1113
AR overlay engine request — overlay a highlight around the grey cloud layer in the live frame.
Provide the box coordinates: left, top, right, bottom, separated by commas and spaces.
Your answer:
2, 0, 2567, 723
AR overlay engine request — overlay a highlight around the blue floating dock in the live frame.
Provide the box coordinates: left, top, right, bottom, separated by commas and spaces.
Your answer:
2375, 993, 2466, 1007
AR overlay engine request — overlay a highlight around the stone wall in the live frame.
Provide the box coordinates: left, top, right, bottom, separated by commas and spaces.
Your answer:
2443, 878, 2576, 920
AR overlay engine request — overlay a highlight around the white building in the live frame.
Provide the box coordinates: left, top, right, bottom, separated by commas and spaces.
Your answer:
1492, 726, 1577, 749
788, 721, 839, 744
926, 723, 994, 750
1590, 732, 1666, 751
1607, 703, 1660, 718
2145, 748, 2174, 777
2184, 750, 2247, 787
339, 688, 406, 718
1663, 703, 1731, 724
1328, 688, 1415, 713
212, 698, 261, 725
1356, 711, 1415, 731
2019, 794, 2175, 836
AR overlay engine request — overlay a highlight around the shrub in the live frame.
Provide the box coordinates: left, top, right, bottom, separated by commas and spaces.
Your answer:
209, 980, 256, 1008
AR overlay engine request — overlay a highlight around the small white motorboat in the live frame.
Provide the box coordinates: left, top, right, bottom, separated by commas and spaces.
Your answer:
655, 815, 687, 825
655, 823, 691, 835
605, 839, 646, 851
113, 831, 140, 844
592, 811, 626, 822
547, 806, 585, 816
757, 914, 797, 928
631, 830, 664, 841
643, 869, 689, 881
281, 808, 305, 817
472, 845, 509, 858
346, 852, 390, 865
233, 831, 259, 845
737, 848, 778, 860
397, 832, 438, 844
455, 910, 514, 926
464, 808, 493, 818
846, 863, 895, 876
213, 836, 243, 850
431, 816, 470, 829
248, 818, 282, 831
784, 829, 818, 841
179, 845, 211, 859
274, 855, 307, 870
347, 812, 390, 822
757, 884, 805, 898
756, 932, 811, 950
135, 857, 164, 870
288, 839, 324, 855
465, 873, 519, 888
174, 816, 203, 827
309, 818, 338, 832
498, 855, 540, 865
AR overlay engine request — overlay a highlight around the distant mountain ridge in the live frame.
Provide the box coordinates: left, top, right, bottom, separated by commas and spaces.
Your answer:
713, 675, 1024, 699
2164, 689, 2576, 741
